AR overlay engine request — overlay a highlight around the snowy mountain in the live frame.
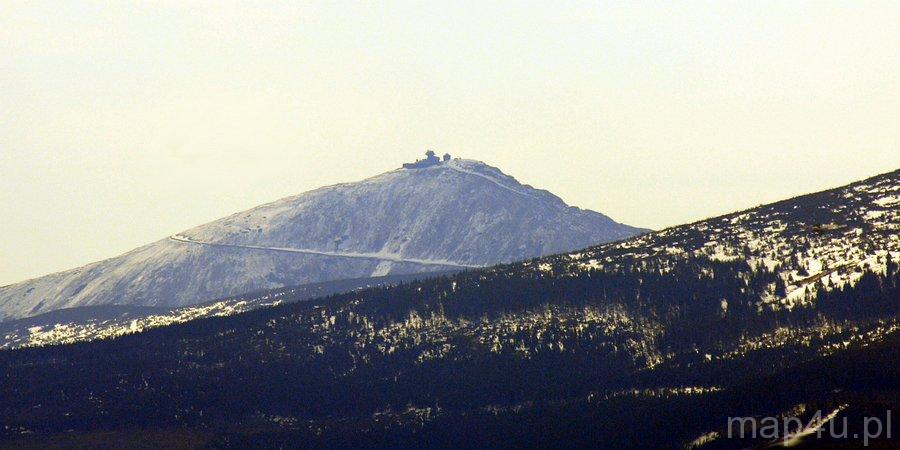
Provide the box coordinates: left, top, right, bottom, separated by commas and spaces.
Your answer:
0, 156, 645, 322
1, 169, 896, 448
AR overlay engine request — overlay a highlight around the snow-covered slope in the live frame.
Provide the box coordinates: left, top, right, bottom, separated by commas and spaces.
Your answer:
545, 167, 900, 311
0, 158, 645, 321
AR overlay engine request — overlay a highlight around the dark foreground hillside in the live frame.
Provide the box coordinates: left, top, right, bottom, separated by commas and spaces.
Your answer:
0, 256, 896, 448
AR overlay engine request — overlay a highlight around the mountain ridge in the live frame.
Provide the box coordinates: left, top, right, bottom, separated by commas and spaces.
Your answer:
4, 168, 895, 349
0, 156, 646, 321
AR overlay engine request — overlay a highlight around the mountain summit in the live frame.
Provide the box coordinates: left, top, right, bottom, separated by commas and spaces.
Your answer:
0, 154, 646, 321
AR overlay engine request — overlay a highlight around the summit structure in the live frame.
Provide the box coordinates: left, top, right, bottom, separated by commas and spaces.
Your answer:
402, 150, 451, 169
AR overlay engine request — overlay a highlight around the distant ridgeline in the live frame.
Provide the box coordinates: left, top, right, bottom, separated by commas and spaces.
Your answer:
402, 150, 452, 169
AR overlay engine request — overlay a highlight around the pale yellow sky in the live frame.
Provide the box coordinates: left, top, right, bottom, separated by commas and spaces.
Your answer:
1, 1, 899, 285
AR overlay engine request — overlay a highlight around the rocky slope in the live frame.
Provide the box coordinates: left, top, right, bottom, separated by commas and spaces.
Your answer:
0, 157, 644, 321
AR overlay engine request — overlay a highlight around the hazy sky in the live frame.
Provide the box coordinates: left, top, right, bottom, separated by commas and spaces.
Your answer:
1, 1, 899, 285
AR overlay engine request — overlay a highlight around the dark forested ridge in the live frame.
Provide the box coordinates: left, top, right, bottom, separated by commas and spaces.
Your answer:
1, 169, 898, 448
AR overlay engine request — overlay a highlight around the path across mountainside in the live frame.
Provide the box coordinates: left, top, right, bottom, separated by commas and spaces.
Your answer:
169, 235, 481, 269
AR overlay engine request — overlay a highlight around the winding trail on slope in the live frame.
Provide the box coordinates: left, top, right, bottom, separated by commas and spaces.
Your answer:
444, 163, 542, 200
169, 235, 482, 269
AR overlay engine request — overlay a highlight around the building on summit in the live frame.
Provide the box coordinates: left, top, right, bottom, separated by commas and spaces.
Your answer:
403, 150, 451, 169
